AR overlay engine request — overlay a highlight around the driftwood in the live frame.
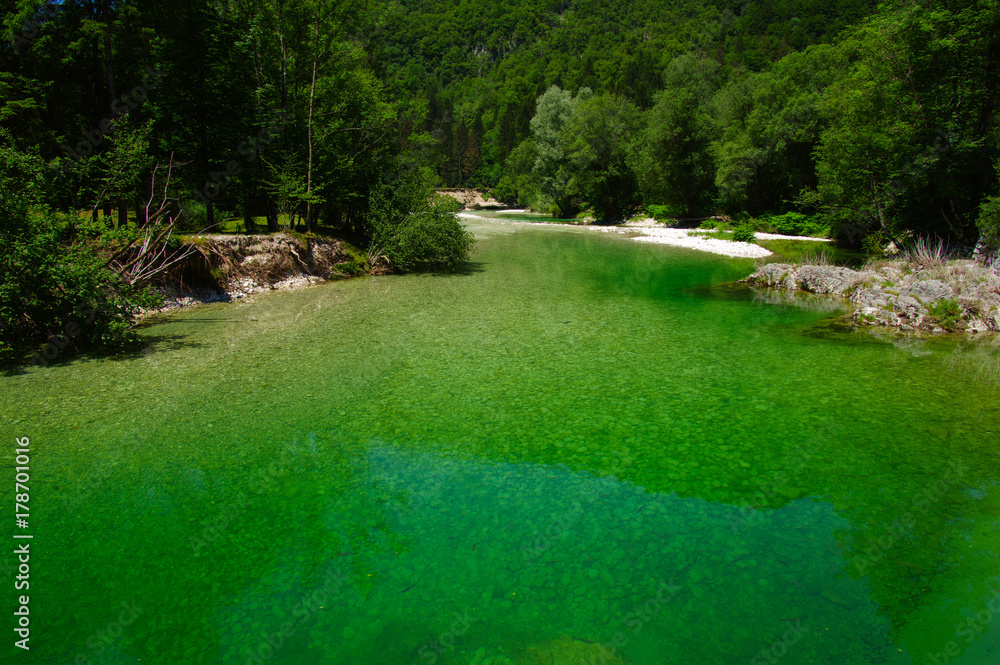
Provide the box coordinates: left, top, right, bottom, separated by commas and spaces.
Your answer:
105, 156, 199, 286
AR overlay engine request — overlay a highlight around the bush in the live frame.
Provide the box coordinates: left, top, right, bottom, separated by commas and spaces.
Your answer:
177, 200, 233, 232
977, 194, 1000, 250
764, 212, 830, 237
1, 143, 158, 365
929, 299, 963, 331
367, 170, 476, 272
1, 207, 158, 365
732, 224, 757, 243
647, 204, 672, 221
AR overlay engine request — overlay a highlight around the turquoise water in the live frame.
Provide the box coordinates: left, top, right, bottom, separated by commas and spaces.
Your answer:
2, 220, 999, 665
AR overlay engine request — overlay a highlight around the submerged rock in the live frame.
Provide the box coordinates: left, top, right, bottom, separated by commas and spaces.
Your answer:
516, 635, 627, 665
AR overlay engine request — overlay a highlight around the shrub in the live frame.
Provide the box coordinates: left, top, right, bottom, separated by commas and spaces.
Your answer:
1, 207, 158, 365
764, 212, 830, 237
646, 204, 672, 221
1, 143, 159, 365
367, 170, 476, 272
732, 224, 757, 244
977, 194, 1000, 250
929, 299, 963, 330
380, 205, 475, 271
177, 200, 232, 232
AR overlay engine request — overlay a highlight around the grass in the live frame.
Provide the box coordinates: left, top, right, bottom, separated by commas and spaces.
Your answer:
797, 249, 835, 266
929, 298, 963, 330
688, 229, 733, 241
898, 237, 953, 267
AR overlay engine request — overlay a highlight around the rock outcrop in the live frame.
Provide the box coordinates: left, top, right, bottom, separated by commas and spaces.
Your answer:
742, 260, 1000, 334
743, 263, 864, 295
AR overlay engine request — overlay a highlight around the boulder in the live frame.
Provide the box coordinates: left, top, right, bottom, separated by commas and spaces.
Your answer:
517, 636, 627, 665
904, 279, 953, 302
793, 265, 863, 295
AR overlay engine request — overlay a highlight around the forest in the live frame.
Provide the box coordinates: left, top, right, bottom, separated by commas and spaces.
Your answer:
2, 0, 1000, 361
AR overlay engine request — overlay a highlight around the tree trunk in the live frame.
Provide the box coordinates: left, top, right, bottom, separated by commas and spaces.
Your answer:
135, 195, 146, 227
118, 198, 128, 227
244, 205, 255, 233
103, 19, 116, 115
305, 20, 319, 234
266, 198, 279, 232
277, 1, 289, 118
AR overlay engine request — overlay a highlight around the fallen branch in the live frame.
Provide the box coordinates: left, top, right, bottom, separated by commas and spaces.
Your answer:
105, 155, 201, 287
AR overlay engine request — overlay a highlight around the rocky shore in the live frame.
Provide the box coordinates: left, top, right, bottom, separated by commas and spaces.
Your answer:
143, 233, 365, 315
742, 259, 1000, 334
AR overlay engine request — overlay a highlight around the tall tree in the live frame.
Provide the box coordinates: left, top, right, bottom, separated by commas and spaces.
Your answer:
530, 84, 590, 217
563, 92, 641, 221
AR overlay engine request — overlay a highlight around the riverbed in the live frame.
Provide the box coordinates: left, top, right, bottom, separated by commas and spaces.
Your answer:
2, 218, 998, 664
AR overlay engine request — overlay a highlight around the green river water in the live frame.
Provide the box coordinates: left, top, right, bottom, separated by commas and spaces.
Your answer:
2, 218, 999, 665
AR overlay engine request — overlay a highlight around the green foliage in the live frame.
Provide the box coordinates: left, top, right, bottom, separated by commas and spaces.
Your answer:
335, 243, 371, 276
813, 1, 1000, 246
711, 45, 847, 214
978, 193, 1000, 249
562, 93, 641, 222
178, 200, 210, 232
763, 212, 830, 237
929, 299, 963, 331
732, 224, 757, 244
647, 205, 672, 221
367, 170, 476, 272
689, 229, 730, 240
493, 138, 538, 206
263, 151, 324, 231
0, 144, 157, 365
530, 86, 592, 218
378, 0, 878, 187
633, 54, 723, 217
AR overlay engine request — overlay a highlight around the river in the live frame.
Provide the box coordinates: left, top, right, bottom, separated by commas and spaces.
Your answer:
2, 218, 998, 664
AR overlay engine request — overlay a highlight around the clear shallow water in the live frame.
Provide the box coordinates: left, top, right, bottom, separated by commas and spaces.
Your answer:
2, 220, 999, 665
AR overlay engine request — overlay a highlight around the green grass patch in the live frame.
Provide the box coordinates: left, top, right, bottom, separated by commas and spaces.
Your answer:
929, 298, 963, 330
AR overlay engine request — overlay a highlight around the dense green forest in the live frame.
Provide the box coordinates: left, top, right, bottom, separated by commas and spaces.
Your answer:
3, 0, 1000, 362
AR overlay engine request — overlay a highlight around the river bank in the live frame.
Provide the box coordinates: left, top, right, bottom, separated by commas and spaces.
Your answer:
142, 233, 366, 316
458, 213, 830, 258
742, 258, 1000, 334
